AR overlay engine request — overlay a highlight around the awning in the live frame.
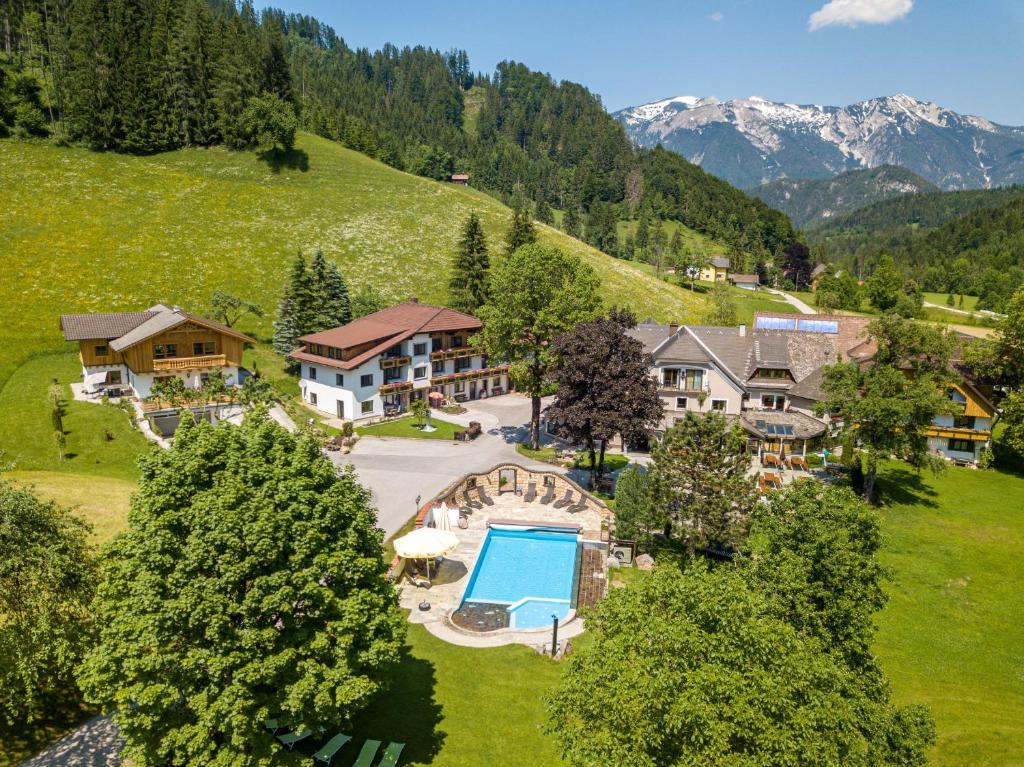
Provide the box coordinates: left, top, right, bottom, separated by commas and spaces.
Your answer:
84, 370, 110, 392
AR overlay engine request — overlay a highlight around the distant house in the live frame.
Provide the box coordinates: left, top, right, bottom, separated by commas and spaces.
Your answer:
450, 173, 470, 185
290, 299, 509, 423
60, 304, 255, 400
699, 256, 730, 282
729, 273, 760, 290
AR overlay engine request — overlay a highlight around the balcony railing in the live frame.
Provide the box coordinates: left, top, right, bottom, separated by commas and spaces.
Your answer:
380, 355, 411, 370
923, 425, 991, 440
430, 365, 508, 387
153, 354, 227, 372
379, 381, 414, 395
429, 346, 480, 362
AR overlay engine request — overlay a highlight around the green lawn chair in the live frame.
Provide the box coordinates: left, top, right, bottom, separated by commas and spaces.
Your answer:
277, 728, 313, 750
313, 733, 352, 765
377, 742, 406, 767
264, 718, 284, 734
350, 739, 381, 767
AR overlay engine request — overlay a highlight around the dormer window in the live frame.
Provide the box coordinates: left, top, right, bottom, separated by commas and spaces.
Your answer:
753, 368, 790, 380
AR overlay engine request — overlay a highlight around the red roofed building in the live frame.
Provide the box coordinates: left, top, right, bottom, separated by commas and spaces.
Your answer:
289, 299, 509, 423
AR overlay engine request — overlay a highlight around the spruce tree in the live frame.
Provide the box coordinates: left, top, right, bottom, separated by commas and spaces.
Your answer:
321, 261, 352, 328
273, 290, 302, 362
505, 195, 537, 256
286, 251, 315, 335
534, 196, 554, 226
563, 206, 582, 238
449, 212, 490, 313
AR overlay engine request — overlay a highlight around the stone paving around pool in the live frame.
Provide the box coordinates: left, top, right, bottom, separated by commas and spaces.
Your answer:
397, 481, 608, 649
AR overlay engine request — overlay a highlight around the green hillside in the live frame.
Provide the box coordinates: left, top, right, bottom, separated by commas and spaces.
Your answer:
0, 133, 705, 387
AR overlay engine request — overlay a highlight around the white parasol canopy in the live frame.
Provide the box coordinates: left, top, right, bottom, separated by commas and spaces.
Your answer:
393, 527, 459, 560
435, 503, 453, 533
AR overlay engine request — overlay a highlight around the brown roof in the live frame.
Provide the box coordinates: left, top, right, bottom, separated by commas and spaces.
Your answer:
291, 300, 482, 370
60, 310, 161, 340
753, 311, 873, 361
730, 274, 760, 283
60, 304, 256, 348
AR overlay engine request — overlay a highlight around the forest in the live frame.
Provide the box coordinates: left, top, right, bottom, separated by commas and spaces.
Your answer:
0, 0, 799, 267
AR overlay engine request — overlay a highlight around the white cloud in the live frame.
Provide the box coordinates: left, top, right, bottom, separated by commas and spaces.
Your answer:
808, 0, 913, 31
710, 11, 724, 22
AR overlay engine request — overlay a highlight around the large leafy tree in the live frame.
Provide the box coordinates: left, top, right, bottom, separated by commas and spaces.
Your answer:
818, 315, 953, 500
650, 411, 758, 556
545, 309, 662, 484
609, 466, 659, 545
477, 244, 602, 449
448, 212, 490, 313
79, 413, 405, 767
208, 289, 264, 328
547, 565, 897, 767
0, 481, 97, 724
866, 254, 904, 312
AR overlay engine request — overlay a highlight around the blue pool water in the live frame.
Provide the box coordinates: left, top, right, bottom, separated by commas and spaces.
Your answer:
462, 527, 579, 629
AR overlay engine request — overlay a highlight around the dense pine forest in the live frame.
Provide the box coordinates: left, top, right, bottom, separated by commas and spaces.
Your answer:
810, 186, 1024, 310
0, 0, 799, 268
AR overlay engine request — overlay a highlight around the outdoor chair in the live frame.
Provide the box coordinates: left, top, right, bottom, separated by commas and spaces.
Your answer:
553, 490, 574, 509
462, 490, 482, 509
539, 484, 555, 505
476, 485, 494, 506
567, 499, 588, 514
378, 742, 406, 767
313, 734, 352, 765
277, 728, 313, 750
264, 718, 286, 734
351, 739, 382, 767
524, 482, 537, 502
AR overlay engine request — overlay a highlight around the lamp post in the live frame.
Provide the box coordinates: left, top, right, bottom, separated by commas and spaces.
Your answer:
551, 614, 559, 657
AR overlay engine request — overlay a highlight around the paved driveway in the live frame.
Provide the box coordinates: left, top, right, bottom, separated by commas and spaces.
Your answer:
332, 395, 565, 540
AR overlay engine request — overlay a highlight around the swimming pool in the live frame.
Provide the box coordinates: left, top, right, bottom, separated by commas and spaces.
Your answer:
461, 527, 580, 629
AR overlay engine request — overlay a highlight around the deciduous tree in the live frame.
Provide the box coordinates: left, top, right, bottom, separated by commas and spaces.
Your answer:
545, 309, 662, 484
704, 280, 737, 326
209, 289, 264, 328
866, 254, 904, 312
0, 481, 96, 724
79, 414, 404, 767
477, 244, 602, 450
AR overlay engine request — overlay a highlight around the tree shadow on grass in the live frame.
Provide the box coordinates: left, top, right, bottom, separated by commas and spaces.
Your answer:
876, 466, 940, 508
258, 147, 309, 174
339, 647, 445, 765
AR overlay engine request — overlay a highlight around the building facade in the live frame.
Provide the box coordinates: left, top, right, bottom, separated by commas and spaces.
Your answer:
290, 300, 509, 424
60, 304, 254, 400
699, 256, 730, 282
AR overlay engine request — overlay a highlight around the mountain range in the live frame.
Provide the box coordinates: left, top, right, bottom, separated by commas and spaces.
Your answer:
749, 166, 938, 229
614, 94, 1024, 191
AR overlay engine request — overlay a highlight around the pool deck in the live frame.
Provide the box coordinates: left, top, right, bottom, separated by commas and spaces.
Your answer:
398, 492, 603, 648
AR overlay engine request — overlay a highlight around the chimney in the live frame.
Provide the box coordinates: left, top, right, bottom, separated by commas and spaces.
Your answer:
668, 322, 680, 335
738, 323, 746, 337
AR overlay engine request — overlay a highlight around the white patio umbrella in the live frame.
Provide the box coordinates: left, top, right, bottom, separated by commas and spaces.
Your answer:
393, 527, 459, 580
435, 502, 453, 533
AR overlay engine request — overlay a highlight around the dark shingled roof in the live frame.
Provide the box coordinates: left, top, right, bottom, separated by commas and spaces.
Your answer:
60, 310, 160, 341
710, 257, 730, 269
740, 409, 827, 440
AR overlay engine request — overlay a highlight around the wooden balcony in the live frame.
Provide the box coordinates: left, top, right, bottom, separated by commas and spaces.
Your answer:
380, 355, 411, 370
153, 354, 227, 372
429, 347, 480, 362
379, 381, 413, 395
430, 365, 508, 387
923, 425, 991, 441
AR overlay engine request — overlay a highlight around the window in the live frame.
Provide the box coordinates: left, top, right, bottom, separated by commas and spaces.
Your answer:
361, 400, 373, 414
360, 374, 373, 387
94, 344, 108, 357
675, 397, 688, 410
384, 367, 402, 383
674, 417, 686, 425
414, 366, 427, 380
754, 368, 789, 380
413, 342, 427, 356
432, 337, 443, 352
308, 366, 317, 380
662, 368, 679, 388
452, 335, 464, 348
493, 377, 502, 387
309, 391, 318, 406
335, 373, 344, 386
948, 438, 974, 453
192, 341, 215, 356
952, 415, 976, 429
711, 399, 727, 412
683, 369, 703, 390
107, 370, 122, 384
432, 360, 445, 375
384, 343, 403, 358
947, 388, 968, 404
455, 382, 464, 393
761, 394, 785, 410
153, 343, 177, 359
455, 357, 472, 372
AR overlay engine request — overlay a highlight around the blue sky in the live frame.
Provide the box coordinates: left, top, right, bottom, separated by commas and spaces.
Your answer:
269, 1, 1024, 124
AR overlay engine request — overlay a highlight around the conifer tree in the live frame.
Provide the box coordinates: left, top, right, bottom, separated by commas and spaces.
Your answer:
286, 250, 315, 335
505, 194, 537, 256
320, 261, 352, 329
273, 290, 301, 361
534, 196, 554, 226
563, 205, 582, 238
449, 212, 490, 313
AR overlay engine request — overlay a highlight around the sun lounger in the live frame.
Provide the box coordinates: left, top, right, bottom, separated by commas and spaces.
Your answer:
553, 490, 573, 509
476, 486, 494, 506
377, 742, 406, 767
277, 728, 313, 750
524, 482, 537, 502
264, 718, 286, 734
462, 490, 482, 510
351, 739, 381, 767
539, 483, 555, 504
313, 733, 352, 765
567, 500, 588, 514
